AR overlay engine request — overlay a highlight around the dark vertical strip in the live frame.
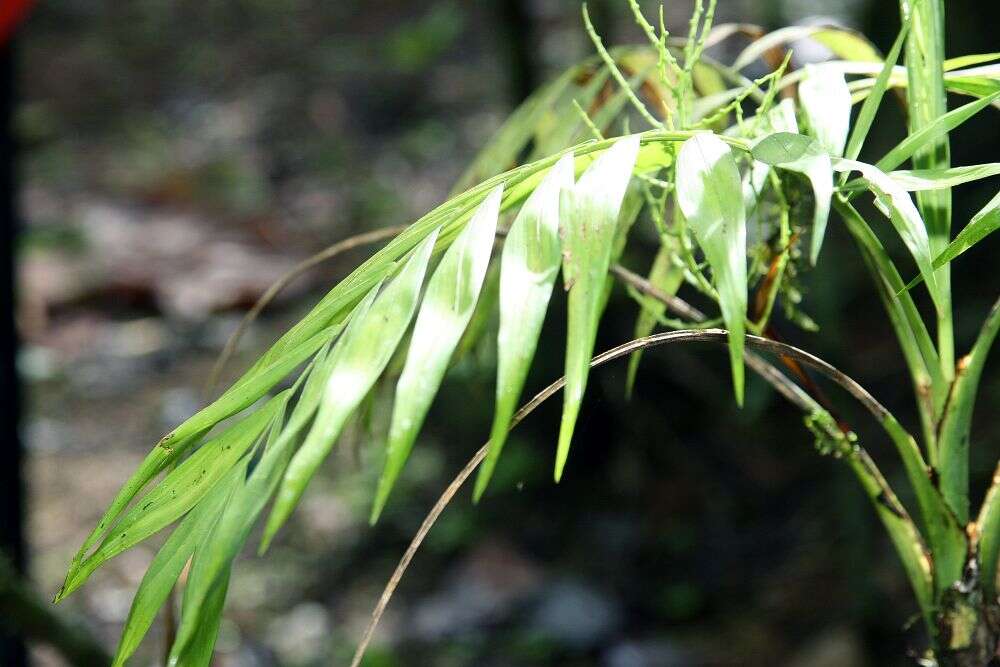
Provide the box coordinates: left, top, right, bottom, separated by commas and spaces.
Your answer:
0, 38, 27, 666
495, 0, 537, 105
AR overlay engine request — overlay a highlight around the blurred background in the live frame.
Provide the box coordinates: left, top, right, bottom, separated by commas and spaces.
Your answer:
4, 0, 1000, 665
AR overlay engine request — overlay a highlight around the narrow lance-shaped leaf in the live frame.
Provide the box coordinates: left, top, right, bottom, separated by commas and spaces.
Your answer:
742, 99, 799, 221
372, 187, 503, 519
474, 156, 573, 501
555, 136, 640, 481
883, 164, 1000, 191
751, 132, 833, 264
58, 393, 287, 601
876, 90, 1000, 173
67, 319, 343, 571
170, 387, 302, 663
932, 189, 1000, 269
267, 233, 438, 537
799, 64, 851, 158
676, 133, 747, 404
110, 463, 244, 666
938, 297, 1000, 525
168, 561, 232, 667
843, 19, 910, 166
832, 157, 942, 313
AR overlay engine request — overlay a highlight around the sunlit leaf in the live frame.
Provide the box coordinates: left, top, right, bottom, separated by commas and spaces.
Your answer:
556, 136, 641, 481
733, 24, 879, 71
675, 134, 746, 404
799, 65, 851, 158
932, 189, 1000, 269
372, 187, 503, 519
945, 52, 1000, 71
883, 164, 1000, 191
474, 156, 573, 500
833, 158, 941, 311
843, 19, 910, 165
877, 91, 1000, 173
269, 233, 438, 535
752, 132, 833, 263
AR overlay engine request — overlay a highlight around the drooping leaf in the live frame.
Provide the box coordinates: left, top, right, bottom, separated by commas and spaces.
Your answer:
59, 393, 288, 600
843, 19, 910, 165
876, 90, 1000, 173
752, 132, 833, 263
372, 187, 503, 519
883, 164, 1000, 191
741, 99, 799, 219
168, 561, 231, 667
799, 64, 851, 158
266, 233, 438, 537
945, 53, 1000, 71
676, 134, 747, 404
556, 136, 641, 481
932, 189, 1000, 269
832, 158, 942, 312
111, 464, 243, 667
474, 155, 573, 501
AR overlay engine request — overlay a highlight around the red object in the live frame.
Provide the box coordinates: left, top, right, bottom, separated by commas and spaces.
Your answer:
0, 0, 36, 45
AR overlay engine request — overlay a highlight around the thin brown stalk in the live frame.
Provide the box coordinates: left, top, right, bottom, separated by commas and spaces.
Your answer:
349, 329, 916, 667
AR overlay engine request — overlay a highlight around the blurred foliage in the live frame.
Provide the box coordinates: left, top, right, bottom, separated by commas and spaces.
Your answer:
15, 0, 1000, 665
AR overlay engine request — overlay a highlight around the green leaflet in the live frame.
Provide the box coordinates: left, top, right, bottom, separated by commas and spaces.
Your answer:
885, 164, 1000, 192
832, 157, 942, 314
945, 53, 1000, 70
169, 393, 294, 663
938, 298, 1000, 525
844, 20, 910, 166
255, 343, 342, 552
266, 233, 438, 537
168, 562, 231, 667
555, 136, 640, 481
474, 155, 573, 501
796, 65, 849, 261
625, 237, 686, 397
799, 64, 851, 158
111, 464, 243, 667
741, 99, 798, 220
932, 189, 1000, 269
58, 393, 287, 601
676, 133, 747, 404
68, 319, 343, 572
751, 132, 833, 264
372, 187, 503, 520
975, 317, 1000, 594
876, 90, 1000, 173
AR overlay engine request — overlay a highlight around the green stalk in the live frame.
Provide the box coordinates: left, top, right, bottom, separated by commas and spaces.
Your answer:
942, 297, 1000, 526
835, 198, 943, 452
899, 0, 954, 384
